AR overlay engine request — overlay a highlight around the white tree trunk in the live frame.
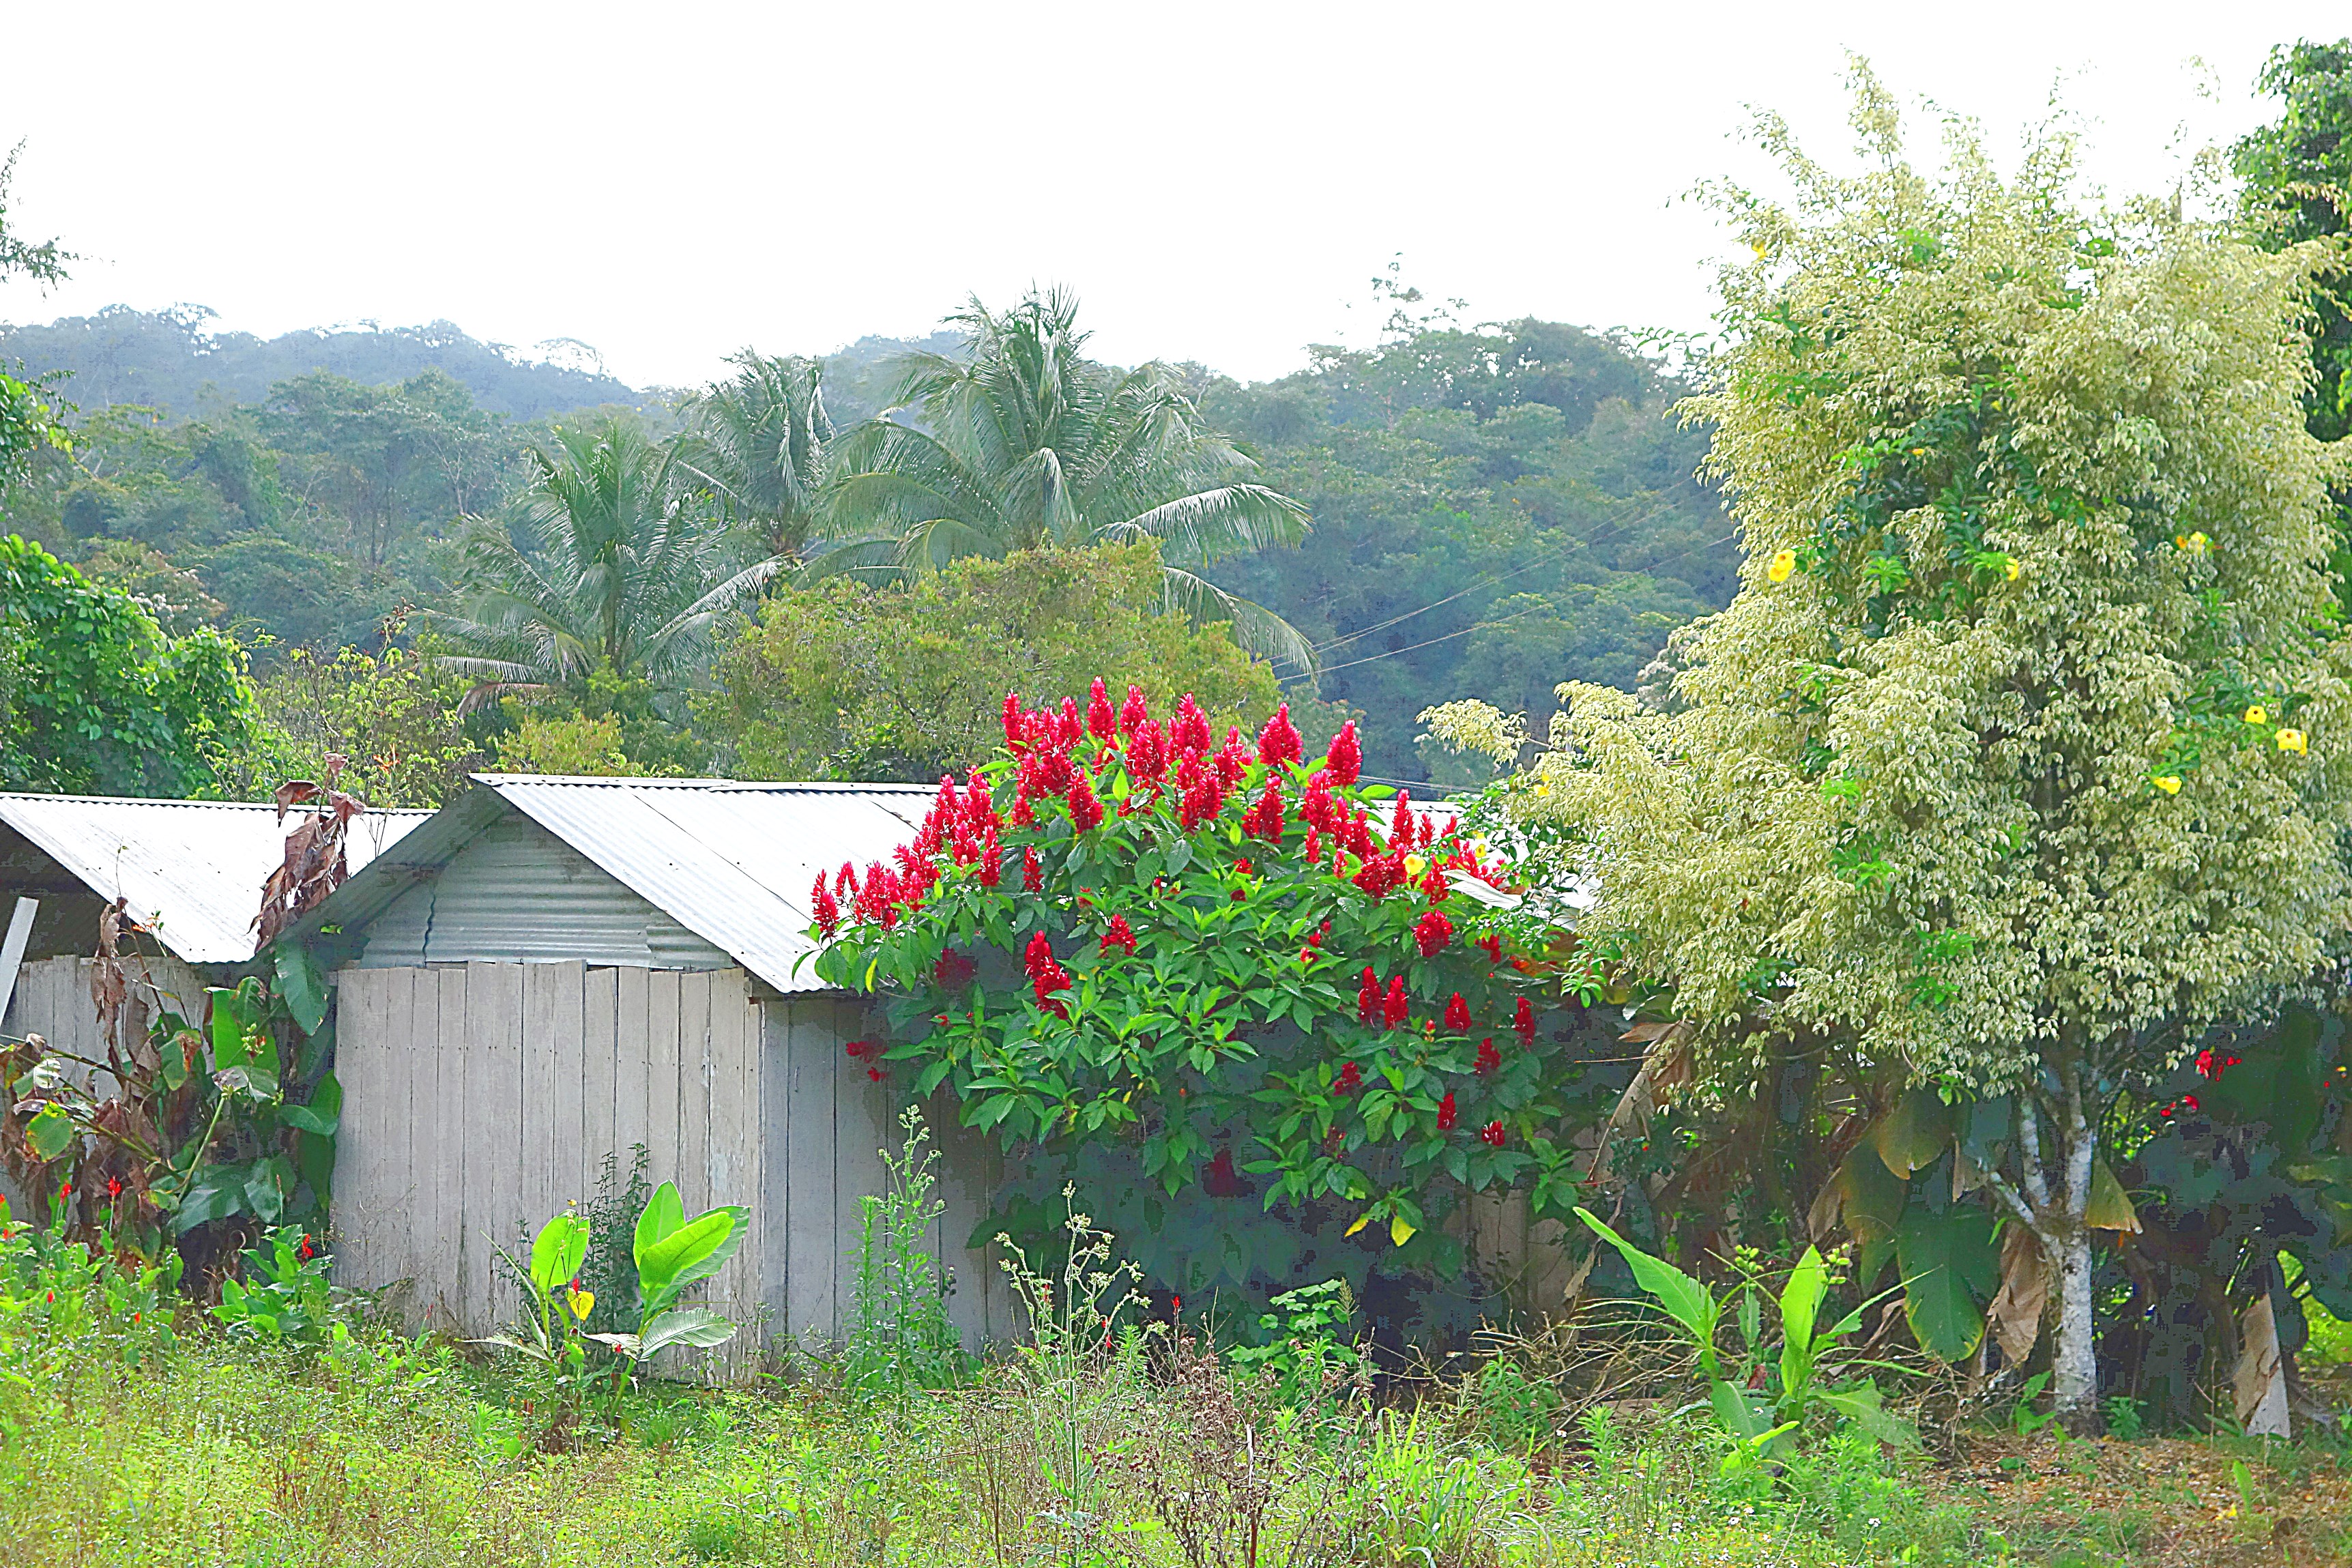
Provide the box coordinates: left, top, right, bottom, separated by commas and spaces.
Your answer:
1992, 1064, 2102, 1433
2048, 1219, 2097, 1429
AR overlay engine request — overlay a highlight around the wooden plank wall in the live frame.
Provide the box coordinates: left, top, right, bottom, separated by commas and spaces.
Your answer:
334, 961, 1017, 1374
759, 996, 1012, 1352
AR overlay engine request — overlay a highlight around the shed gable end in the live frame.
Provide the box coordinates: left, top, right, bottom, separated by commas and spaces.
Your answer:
356, 813, 730, 971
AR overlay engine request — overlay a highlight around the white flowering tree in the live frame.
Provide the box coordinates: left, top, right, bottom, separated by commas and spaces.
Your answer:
1431, 76, 2352, 1429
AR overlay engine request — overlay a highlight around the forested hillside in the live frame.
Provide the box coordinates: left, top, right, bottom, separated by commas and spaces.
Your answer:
1204, 317, 1725, 781
0, 298, 1726, 784
0, 306, 640, 418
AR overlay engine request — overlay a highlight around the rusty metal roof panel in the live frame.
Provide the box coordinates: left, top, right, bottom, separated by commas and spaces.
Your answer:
0, 792, 433, 966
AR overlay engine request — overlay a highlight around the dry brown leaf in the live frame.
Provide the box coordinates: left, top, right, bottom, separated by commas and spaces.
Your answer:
1985, 1222, 2048, 1367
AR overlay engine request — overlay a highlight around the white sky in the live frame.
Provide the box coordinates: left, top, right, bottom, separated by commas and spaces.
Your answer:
0, 1, 2339, 390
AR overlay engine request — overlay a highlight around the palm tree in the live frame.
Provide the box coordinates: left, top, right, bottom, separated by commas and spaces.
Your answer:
672, 351, 832, 559
439, 417, 780, 707
814, 289, 1313, 667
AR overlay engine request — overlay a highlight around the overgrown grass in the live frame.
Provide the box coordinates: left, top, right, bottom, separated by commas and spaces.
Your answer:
6, 1321, 2344, 1567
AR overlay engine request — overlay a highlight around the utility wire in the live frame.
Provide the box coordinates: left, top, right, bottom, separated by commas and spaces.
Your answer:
1303, 527, 1741, 680
1303, 493, 1696, 660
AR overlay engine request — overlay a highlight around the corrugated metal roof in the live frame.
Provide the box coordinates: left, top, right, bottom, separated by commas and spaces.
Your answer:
0, 792, 433, 965
299, 776, 933, 993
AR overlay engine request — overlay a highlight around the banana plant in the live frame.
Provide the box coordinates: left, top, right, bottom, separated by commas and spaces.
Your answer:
1576, 1207, 1917, 1457
586, 1181, 749, 1371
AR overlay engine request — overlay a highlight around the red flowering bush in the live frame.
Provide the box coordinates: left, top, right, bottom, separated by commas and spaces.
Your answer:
809, 682, 1589, 1269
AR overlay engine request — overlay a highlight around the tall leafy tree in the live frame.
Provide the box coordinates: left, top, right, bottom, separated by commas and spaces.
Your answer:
1433, 78, 2352, 1429
439, 418, 776, 708
673, 351, 832, 559
816, 289, 1313, 665
0, 145, 73, 505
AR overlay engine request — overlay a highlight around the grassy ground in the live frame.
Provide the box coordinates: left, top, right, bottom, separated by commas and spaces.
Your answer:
0, 1326, 2345, 1568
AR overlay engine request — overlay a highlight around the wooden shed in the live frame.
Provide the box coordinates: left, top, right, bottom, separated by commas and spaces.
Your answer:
0, 792, 429, 1213
291, 775, 1015, 1366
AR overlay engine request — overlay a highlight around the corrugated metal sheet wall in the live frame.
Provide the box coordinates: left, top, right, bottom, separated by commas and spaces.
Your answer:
357, 815, 732, 972
331, 961, 1011, 1378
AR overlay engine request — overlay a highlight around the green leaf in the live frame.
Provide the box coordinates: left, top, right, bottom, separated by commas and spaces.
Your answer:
1895, 1204, 1998, 1361
1576, 1206, 1722, 1375
25, 1101, 74, 1160
1815, 1380, 1921, 1449
1710, 1378, 1771, 1440
280, 1073, 341, 1136
208, 987, 251, 1070
1872, 1086, 1954, 1178
274, 943, 330, 1036
633, 1307, 738, 1356
529, 1213, 591, 1298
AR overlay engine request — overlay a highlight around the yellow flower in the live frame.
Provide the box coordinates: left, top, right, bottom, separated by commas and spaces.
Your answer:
1404, 854, 1428, 878
2175, 531, 2209, 555
2002, 555, 2021, 582
2245, 705, 2267, 725
1767, 549, 1797, 583
2278, 728, 2308, 755
2152, 775, 2182, 795
566, 1288, 594, 1322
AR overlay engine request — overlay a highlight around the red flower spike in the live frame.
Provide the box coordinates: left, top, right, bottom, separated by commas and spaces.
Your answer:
868, 1066, 886, 1081
2181, 1092, 2200, 1112
1213, 728, 1249, 789
1476, 1038, 1500, 1075
813, 875, 842, 938
1242, 777, 1288, 842
1324, 721, 1362, 787
1058, 697, 1084, 749
1357, 967, 1380, 1023
977, 829, 1003, 888
1304, 826, 1322, 866
1173, 694, 1213, 755
1002, 692, 1024, 749
1086, 678, 1116, 740
1023, 845, 1043, 893
1335, 1061, 1363, 1095
1389, 791, 1416, 851
1383, 975, 1410, 1030
1513, 996, 1536, 1047
1436, 1091, 1457, 1131
1101, 914, 1138, 956
1127, 718, 1170, 781
1256, 703, 1302, 766
1477, 933, 1502, 962
1067, 774, 1105, 832
1120, 684, 1149, 738
1479, 1120, 1506, 1148
1415, 909, 1454, 957
106, 1176, 124, 1198
1444, 993, 1471, 1031
1234, 858, 1253, 875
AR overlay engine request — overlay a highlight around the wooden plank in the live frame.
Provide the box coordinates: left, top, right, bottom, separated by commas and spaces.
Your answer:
520, 961, 578, 1228
422, 966, 463, 1331
645, 969, 682, 1200
677, 970, 713, 1219
460, 963, 519, 1335
581, 966, 619, 1213
365, 967, 407, 1295
328, 968, 377, 1292
702, 974, 752, 1365
784, 998, 841, 1344
834, 997, 891, 1347
614, 966, 650, 1185
756, 997, 789, 1361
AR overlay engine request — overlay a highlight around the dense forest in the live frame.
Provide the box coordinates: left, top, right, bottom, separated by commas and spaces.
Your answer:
0, 286, 1725, 791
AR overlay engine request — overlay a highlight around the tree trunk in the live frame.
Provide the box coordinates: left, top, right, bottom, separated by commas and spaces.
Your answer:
1990, 1061, 2104, 1434
2048, 1219, 2097, 1431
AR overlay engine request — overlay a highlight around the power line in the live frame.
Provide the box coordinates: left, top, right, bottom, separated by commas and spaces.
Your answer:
1305, 493, 1694, 658
1304, 528, 1741, 680
1276, 493, 1720, 676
